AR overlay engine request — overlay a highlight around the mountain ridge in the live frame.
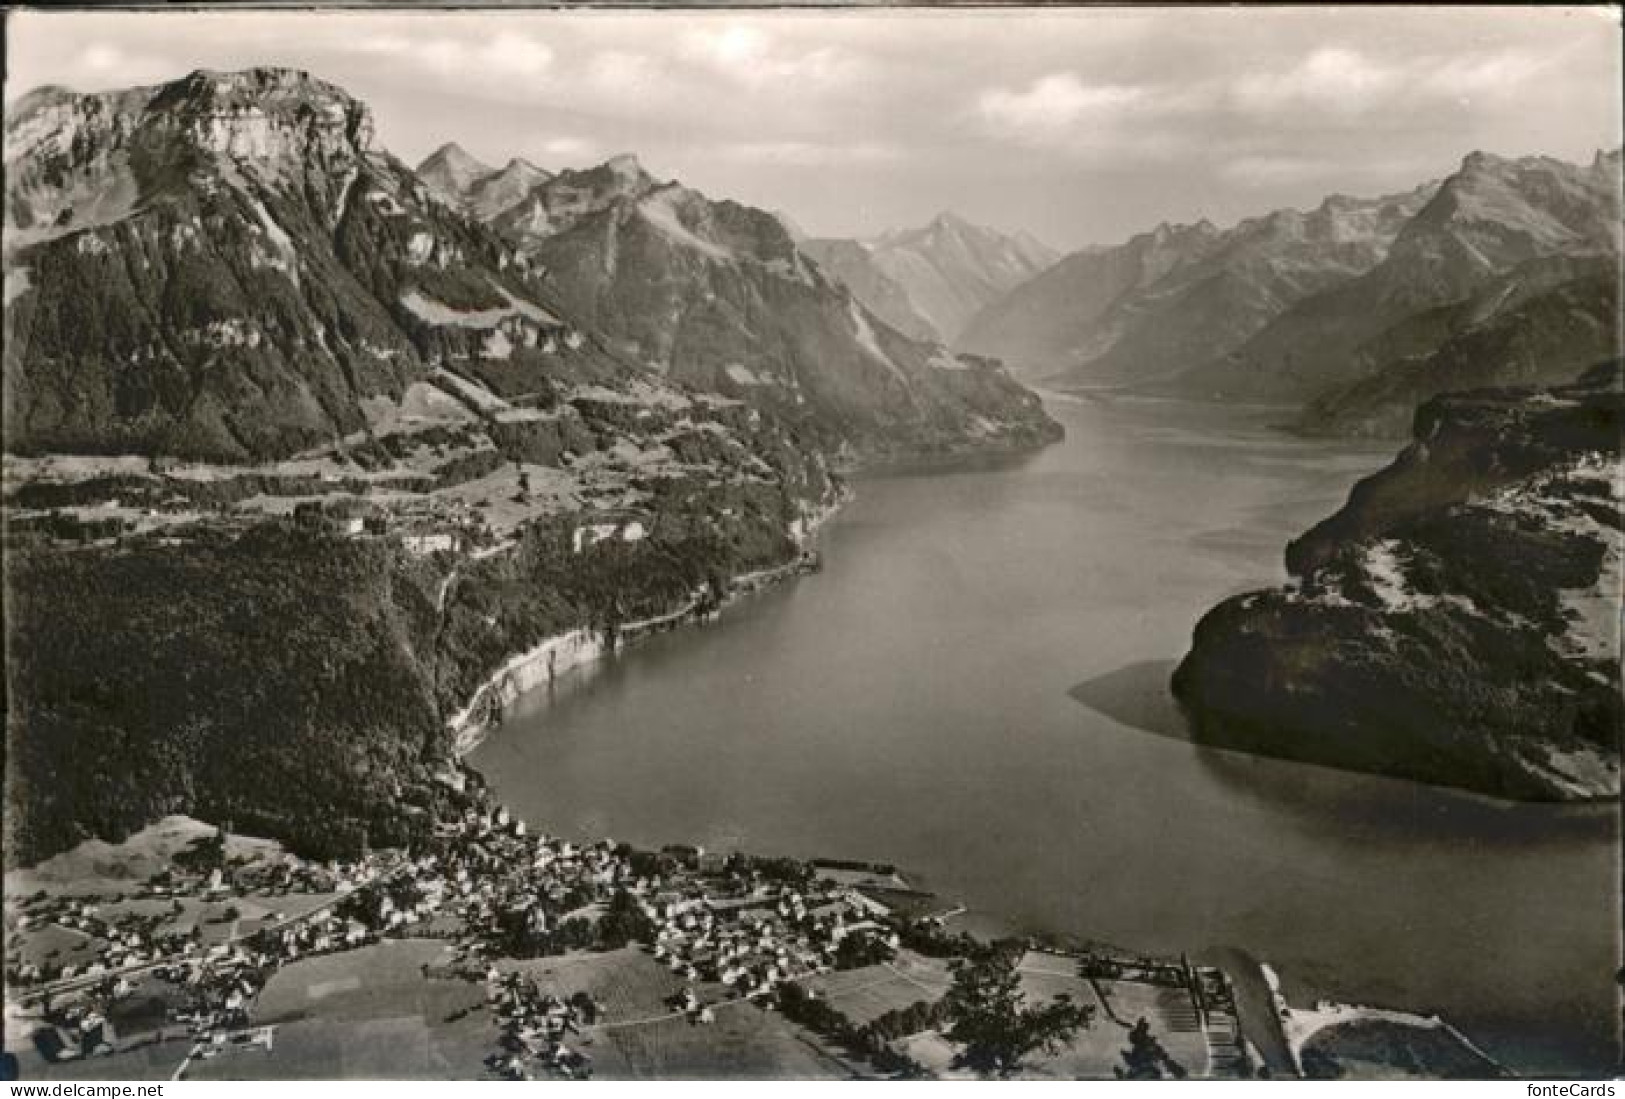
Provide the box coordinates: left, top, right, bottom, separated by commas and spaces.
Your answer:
453, 160, 1061, 458
3, 67, 632, 462
801, 212, 1059, 344
959, 184, 1436, 384
1174, 149, 1621, 406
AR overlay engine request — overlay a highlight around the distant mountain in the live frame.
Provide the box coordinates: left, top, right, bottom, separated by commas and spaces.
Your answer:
1178, 151, 1621, 404
1295, 254, 1621, 437
1175, 361, 1622, 801
960, 186, 1434, 384
804, 212, 1059, 343
418, 143, 553, 224
470, 159, 1061, 458
416, 141, 493, 203
3, 69, 622, 461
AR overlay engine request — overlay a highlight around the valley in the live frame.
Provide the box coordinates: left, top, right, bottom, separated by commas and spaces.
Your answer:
2, 45, 1620, 1083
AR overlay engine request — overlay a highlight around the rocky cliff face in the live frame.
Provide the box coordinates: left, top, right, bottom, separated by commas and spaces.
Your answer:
3, 68, 623, 462
961, 188, 1432, 385
1172, 362, 1622, 800
1180, 151, 1620, 404
467, 159, 1060, 458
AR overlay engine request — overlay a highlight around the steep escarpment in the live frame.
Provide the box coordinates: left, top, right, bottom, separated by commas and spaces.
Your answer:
1172, 362, 1622, 800
3, 69, 621, 462
794, 236, 939, 343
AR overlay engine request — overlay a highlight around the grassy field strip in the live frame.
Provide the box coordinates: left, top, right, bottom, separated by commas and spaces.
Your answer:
882, 961, 951, 997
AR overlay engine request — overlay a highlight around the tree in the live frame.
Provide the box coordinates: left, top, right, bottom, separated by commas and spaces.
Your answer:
597, 888, 655, 949
1114, 1016, 1187, 1080
833, 930, 895, 970
944, 952, 1091, 1078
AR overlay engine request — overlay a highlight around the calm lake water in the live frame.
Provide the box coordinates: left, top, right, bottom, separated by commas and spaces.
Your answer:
472, 394, 1619, 1075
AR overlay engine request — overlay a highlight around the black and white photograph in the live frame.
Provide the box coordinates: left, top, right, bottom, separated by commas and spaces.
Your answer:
1, 2, 1621, 1084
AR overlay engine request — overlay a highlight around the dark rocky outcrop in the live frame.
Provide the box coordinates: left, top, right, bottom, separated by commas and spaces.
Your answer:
1172, 362, 1622, 800
1292, 254, 1621, 438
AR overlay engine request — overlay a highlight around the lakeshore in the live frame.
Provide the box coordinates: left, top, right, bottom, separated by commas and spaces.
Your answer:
2, 789, 1261, 1081
447, 496, 842, 757
469, 392, 1618, 1076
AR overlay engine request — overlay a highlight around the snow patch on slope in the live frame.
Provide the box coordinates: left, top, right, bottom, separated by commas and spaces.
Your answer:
399, 284, 559, 329
248, 197, 299, 285
638, 190, 732, 262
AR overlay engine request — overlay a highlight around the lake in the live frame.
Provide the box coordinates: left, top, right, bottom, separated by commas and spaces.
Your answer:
471, 393, 1619, 1075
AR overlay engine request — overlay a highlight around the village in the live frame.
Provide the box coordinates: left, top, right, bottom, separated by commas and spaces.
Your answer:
3, 772, 1257, 1081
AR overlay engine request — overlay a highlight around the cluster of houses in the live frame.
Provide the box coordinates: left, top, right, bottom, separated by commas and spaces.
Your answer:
648, 882, 897, 1003
291, 497, 473, 556
570, 517, 648, 555
6, 785, 924, 1077
3, 509, 136, 546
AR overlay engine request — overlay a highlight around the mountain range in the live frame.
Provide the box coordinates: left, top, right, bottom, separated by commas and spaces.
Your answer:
1, 73, 1056, 466
800, 212, 1058, 345
960, 149, 1620, 435
3, 70, 635, 462
418, 142, 553, 224
958, 186, 1434, 385
1183, 151, 1622, 412
414, 146, 1059, 459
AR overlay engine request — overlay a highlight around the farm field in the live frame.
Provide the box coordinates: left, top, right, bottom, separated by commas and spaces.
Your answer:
500, 945, 684, 1023
802, 950, 954, 1026
4, 1033, 193, 1082
194, 939, 492, 1079
598, 1002, 852, 1079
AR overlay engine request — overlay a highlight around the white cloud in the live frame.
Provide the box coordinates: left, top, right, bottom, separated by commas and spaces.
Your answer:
1219, 154, 1334, 187
79, 43, 125, 72
1419, 51, 1547, 100
977, 73, 1144, 135
678, 22, 862, 90
1230, 47, 1398, 116
540, 136, 597, 163
341, 28, 554, 88
715, 140, 901, 167
683, 24, 770, 69
1228, 45, 1551, 119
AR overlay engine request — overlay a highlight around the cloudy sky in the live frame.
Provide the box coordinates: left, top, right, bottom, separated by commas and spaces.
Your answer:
7, 6, 1620, 250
